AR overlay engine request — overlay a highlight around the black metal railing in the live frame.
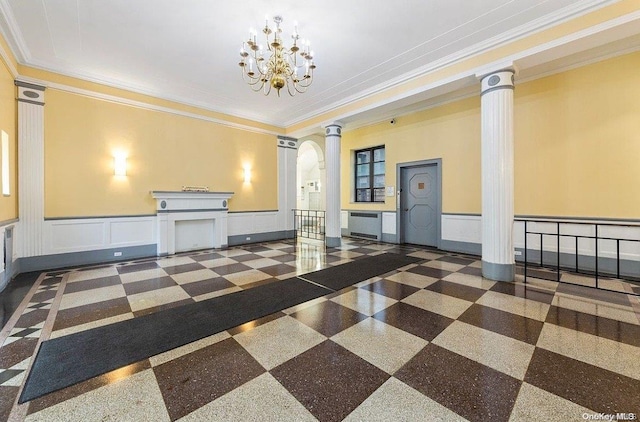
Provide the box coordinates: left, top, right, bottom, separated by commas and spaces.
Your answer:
517, 218, 640, 295
293, 209, 326, 241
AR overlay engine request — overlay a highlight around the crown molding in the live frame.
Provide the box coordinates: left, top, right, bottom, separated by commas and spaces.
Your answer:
287, 7, 640, 134
15, 75, 283, 136
283, 0, 621, 127
0, 0, 30, 62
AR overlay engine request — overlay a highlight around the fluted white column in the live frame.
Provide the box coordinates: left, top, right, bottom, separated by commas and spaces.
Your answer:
16, 82, 46, 258
480, 69, 515, 281
324, 123, 342, 247
277, 136, 298, 235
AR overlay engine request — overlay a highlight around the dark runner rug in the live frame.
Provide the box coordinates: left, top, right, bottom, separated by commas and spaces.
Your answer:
301, 253, 422, 291
19, 252, 421, 402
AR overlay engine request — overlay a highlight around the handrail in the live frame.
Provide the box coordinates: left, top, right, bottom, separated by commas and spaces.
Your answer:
293, 209, 326, 242
518, 218, 639, 296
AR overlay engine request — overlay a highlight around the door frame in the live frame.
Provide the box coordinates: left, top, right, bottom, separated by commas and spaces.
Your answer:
396, 159, 442, 248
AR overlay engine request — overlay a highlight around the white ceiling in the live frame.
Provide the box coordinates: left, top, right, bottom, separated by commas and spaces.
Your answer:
0, 0, 636, 130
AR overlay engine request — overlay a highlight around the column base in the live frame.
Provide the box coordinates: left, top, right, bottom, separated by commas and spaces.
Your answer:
326, 236, 341, 247
482, 260, 515, 282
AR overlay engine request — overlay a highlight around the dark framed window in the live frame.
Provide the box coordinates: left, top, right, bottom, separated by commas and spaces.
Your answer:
355, 146, 385, 202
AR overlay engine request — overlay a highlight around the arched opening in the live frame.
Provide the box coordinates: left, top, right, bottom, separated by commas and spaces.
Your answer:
296, 140, 325, 210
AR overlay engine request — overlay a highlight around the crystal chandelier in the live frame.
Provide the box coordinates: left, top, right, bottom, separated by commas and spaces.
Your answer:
239, 15, 315, 96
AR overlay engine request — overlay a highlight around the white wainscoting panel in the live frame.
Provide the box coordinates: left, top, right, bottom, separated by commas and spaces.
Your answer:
228, 211, 279, 236
382, 212, 396, 235
341, 211, 348, 230
442, 214, 482, 244
45, 216, 157, 254
514, 220, 640, 261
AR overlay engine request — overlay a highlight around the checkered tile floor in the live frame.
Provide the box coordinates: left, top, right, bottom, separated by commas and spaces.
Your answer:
1, 238, 639, 421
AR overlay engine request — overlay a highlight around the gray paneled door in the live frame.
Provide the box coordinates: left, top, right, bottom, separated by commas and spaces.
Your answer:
401, 164, 438, 246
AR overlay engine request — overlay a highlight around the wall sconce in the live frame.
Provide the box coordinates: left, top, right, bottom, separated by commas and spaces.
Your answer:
114, 154, 127, 176
243, 166, 251, 184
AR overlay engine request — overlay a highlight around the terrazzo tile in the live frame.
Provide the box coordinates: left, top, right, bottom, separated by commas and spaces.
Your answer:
509, 382, 594, 422
271, 340, 389, 422
169, 268, 219, 285
221, 269, 272, 285
117, 261, 160, 274
233, 316, 326, 370
282, 297, 328, 315
177, 373, 316, 422
331, 317, 427, 374
132, 298, 195, 317
52, 297, 132, 331
0, 386, 18, 421
524, 348, 640, 414
192, 286, 243, 302
127, 285, 191, 312
50, 312, 134, 339
13, 309, 49, 329
401, 289, 473, 319
425, 280, 487, 302
476, 290, 550, 321
178, 277, 235, 297
258, 263, 297, 277
123, 276, 177, 296
360, 279, 420, 300
372, 302, 454, 341
118, 268, 169, 284
150, 331, 231, 367
395, 343, 521, 422
458, 303, 544, 345
161, 262, 207, 276
437, 255, 475, 266
65, 267, 119, 283
330, 289, 397, 316
490, 282, 555, 304
154, 338, 265, 421
63, 275, 122, 294
406, 250, 444, 260
227, 312, 287, 336
58, 284, 127, 310
551, 294, 639, 325
556, 282, 633, 307
344, 377, 468, 422
545, 305, 640, 347
424, 260, 465, 272
157, 256, 198, 268
407, 265, 452, 279
25, 369, 169, 422
432, 320, 535, 380
442, 271, 495, 289
536, 323, 640, 380
26, 361, 152, 415
291, 300, 368, 337
384, 271, 439, 289
0, 338, 38, 368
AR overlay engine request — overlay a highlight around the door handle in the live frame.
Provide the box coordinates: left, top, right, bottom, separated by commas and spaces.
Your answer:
404, 208, 408, 211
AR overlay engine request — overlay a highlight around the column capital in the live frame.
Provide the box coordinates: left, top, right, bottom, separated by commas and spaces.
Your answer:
479, 69, 515, 96
16, 80, 45, 106
277, 136, 298, 149
324, 122, 343, 137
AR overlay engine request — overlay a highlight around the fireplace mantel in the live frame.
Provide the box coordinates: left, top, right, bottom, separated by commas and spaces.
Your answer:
151, 191, 234, 255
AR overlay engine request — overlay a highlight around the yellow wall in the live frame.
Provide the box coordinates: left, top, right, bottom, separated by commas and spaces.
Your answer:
0, 50, 17, 222
342, 51, 640, 219
514, 51, 640, 218
44, 89, 277, 217
342, 97, 481, 213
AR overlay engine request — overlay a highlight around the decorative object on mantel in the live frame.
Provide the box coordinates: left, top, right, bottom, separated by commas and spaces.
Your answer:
181, 186, 209, 192
239, 15, 315, 96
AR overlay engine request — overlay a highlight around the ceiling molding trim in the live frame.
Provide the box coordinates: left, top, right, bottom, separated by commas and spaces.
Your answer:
516, 42, 640, 85
283, 0, 626, 127
0, 0, 30, 62
16, 76, 283, 137
21, 57, 284, 127
285, 7, 640, 130
0, 29, 17, 77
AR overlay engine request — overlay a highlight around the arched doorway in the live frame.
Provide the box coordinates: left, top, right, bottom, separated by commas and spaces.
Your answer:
297, 140, 326, 211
